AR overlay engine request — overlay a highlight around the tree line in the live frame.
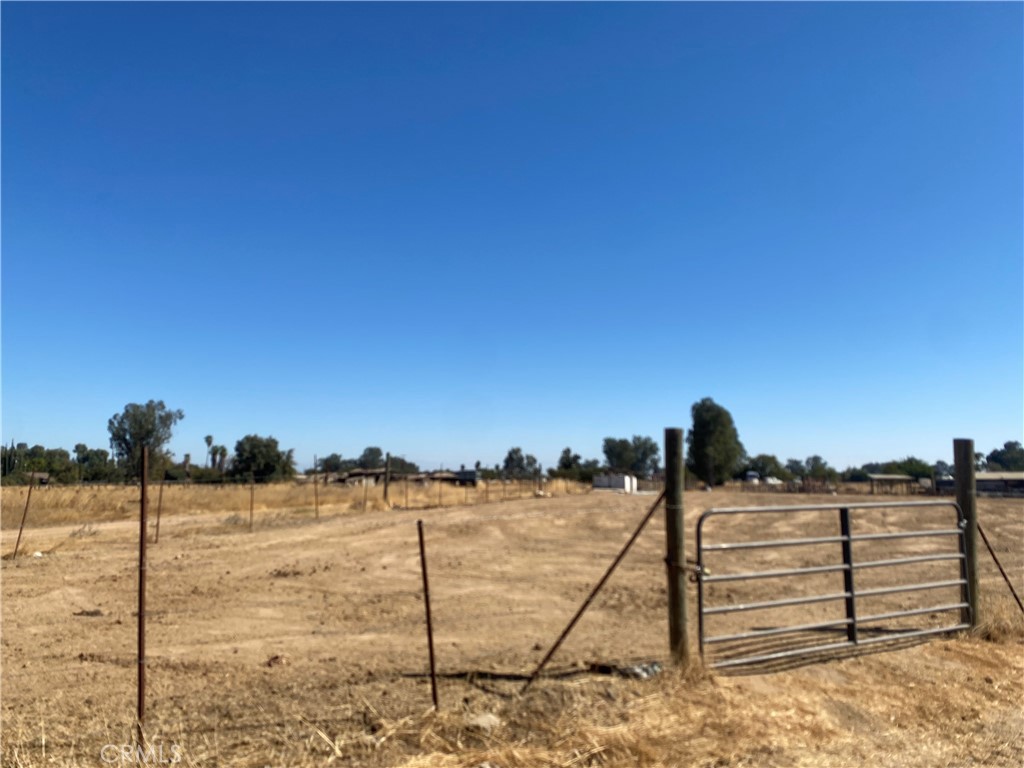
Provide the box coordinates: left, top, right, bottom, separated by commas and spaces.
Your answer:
0, 401, 418, 486
2, 398, 1021, 487
0, 401, 301, 485
681, 397, 1024, 486
313, 448, 420, 476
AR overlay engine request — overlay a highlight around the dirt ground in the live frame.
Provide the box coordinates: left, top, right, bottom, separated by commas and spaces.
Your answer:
1, 489, 1021, 767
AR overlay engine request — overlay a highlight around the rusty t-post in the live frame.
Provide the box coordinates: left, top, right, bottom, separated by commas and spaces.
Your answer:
313, 456, 319, 520
154, 481, 165, 544
417, 520, 439, 709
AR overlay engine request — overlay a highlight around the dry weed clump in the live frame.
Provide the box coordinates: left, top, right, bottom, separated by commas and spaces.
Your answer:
976, 594, 1024, 643
373, 666, 749, 768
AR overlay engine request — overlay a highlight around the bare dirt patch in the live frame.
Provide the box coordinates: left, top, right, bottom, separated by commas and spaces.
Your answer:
2, 490, 1021, 767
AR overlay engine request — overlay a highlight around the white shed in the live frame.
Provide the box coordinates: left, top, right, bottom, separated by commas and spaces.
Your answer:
593, 474, 637, 494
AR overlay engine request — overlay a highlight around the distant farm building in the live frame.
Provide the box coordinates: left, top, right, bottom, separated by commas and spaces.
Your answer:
935, 471, 1024, 497
339, 468, 387, 486
338, 468, 480, 487
453, 468, 480, 486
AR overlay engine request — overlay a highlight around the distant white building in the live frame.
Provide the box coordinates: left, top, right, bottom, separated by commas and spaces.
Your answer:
593, 474, 637, 494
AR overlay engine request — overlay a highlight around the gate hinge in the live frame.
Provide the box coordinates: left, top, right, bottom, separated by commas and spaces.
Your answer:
665, 557, 706, 582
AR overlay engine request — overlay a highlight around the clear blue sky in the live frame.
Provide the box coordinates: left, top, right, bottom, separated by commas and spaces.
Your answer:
2, 3, 1021, 472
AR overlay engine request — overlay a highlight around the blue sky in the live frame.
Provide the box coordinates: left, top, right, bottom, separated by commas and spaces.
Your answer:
2, 2, 1021, 472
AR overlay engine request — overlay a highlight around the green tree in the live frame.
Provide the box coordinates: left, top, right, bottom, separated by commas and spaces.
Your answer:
986, 441, 1024, 471
686, 398, 745, 485
107, 400, 184, 479
578, 458, 601, 483
1, 441, 15, 477
842, 466, 870, 482
49, 449, 78, 483
503, 447, 527, 478
229, 435, 295, 482
204, 435, 214, 468
78, 445, 120, 482
548, 448, 601, 482
629, 435, 660, 477
389, 455, 419, 473
601, 436, 659, 476
744, 454, 791, 481
785, 458, 806, 478
558, 448, 582, 472
318, 453, 345, 473
883, 456, 933, 479
358, 446, 384, 470
602, 438, 634, 473
524, 453, 539, 477
804, 455, 838, 482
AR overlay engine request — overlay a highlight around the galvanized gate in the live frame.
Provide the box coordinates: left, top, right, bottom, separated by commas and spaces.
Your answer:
696, 501, 971, 669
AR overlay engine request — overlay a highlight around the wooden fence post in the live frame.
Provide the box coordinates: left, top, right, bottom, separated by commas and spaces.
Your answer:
665, 428, 689, 663
137, 447, 148, 742
954, 438, 979, 628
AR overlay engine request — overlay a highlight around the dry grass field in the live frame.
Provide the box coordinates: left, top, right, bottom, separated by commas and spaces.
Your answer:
1, 485, 1021, 767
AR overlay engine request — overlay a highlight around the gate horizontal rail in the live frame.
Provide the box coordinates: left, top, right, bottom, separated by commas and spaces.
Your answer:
697, 501, 971, 669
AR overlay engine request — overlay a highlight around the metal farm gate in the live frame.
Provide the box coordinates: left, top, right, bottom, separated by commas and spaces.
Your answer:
696, 501, 972, 669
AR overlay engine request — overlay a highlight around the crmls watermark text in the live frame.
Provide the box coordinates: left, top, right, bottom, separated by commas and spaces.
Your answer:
100, 744, 182, 764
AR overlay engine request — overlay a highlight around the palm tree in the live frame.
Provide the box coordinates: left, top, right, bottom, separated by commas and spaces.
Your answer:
204, 435, 213, 468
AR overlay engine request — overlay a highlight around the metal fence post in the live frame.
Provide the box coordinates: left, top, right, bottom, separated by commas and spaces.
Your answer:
313, 456, 319, 519
154, 481, 165, 544
839, 507, 858, 643
665, 428, 689, 664
954, 438, 979, 628
417, 520, 439, 709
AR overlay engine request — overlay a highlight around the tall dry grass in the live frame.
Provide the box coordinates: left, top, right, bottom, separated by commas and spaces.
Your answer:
0, 478, 590, 530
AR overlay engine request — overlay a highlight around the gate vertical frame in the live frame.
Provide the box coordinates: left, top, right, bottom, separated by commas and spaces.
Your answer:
839, 507, 858, 644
